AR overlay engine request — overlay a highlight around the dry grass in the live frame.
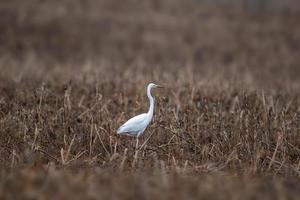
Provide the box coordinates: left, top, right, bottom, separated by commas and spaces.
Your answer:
0, 0, 300, 199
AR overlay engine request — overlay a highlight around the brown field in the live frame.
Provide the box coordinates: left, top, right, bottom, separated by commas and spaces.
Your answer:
1, 0, 300, 199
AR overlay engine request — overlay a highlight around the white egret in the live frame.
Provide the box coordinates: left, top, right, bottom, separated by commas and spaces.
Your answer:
117, 83, 162, 148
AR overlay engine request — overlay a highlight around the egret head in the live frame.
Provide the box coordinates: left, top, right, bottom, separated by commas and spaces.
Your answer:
148, 83, 163, 89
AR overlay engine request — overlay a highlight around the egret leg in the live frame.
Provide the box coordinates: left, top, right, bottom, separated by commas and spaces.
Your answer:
139, 130, 155, 150
135, 136, 139, 149
132, 137, 139, 168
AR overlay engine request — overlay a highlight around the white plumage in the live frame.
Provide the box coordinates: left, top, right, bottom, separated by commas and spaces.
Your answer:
117, 113, 149, 136
117, 83, 162, 146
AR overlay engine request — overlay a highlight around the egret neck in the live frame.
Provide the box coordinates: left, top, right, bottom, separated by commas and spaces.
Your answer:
147, 84, 154, 120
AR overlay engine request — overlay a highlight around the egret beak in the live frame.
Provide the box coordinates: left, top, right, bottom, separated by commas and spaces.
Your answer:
155, 85, 164, 88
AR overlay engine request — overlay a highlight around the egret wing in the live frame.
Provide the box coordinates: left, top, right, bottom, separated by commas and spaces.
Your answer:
117, 113, 148, 134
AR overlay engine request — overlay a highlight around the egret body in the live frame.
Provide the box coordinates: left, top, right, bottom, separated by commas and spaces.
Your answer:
117, 83, 161, 147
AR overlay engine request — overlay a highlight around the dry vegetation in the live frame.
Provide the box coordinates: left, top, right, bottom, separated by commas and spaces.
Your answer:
1, 0, 300, 199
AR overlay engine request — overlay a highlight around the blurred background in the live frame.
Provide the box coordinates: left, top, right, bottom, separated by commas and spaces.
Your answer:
0, 0, 300, 90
